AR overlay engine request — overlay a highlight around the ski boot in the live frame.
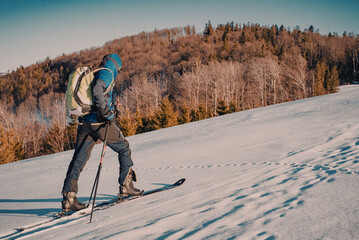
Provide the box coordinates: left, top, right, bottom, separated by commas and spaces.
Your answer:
119, 168, 143, 199
62, 192, 87, 212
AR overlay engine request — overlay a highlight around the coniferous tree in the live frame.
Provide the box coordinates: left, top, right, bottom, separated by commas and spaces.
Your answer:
190, 109, 199, 122
228, 101, 238, 113
135, 109, 144, 134
178, 104, 191, 124
197, 105, 211, 120
0, 125, 7, 164
118, 110, 137, 137
204, 21, 214, 42
314, 61, 328, 96
308, 25, 314, 33
217, 99, 229, 115
189, 106, 211, 122
155, 98, 178, 128
327, 66, 340, 93
141, 115, 160, 133
239, 31, 247, 45
223, 36, 230, 52
41, 123, 65, 154
0, 125, 24, 164
64, 115, 78, 150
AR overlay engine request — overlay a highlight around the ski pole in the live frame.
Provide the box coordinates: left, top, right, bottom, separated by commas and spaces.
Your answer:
88, 124, 107, 206
89, 122, 110, 223
87, 164, 100, 206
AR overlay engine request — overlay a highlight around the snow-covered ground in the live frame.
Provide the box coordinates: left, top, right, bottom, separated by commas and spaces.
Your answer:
1, 85, 358, 240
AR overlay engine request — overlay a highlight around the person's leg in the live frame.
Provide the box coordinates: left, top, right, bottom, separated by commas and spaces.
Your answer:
62, 124, 96, 194
93, 123, 134, 184
92, 123, 141, 197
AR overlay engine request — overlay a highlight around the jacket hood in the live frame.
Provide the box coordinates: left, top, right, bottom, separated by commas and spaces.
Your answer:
99, 53, 122, 79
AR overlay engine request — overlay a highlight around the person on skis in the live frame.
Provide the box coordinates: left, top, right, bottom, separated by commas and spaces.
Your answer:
61, 53, 142, 212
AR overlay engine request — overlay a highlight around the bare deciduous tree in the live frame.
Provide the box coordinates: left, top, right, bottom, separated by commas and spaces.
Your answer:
283, 55, 308, 99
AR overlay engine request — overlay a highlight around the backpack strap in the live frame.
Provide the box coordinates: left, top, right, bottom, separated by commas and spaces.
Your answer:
109, 56, 121, 72
92, 67, 115, 95
100, 55, 121, 72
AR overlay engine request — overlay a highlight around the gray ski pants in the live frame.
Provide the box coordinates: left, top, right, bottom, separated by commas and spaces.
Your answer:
62, 122, 133, 193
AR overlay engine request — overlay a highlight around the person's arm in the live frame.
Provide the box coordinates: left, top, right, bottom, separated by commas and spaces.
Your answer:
93, 78, 114, 120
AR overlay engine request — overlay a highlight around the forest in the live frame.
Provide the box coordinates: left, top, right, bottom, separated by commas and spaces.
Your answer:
0, 21, 358, 164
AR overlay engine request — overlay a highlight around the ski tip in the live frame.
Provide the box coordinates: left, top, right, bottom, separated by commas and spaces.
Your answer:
174, 178, 186, 186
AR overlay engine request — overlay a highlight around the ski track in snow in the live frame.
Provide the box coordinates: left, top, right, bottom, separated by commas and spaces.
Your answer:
0, 85, 358, 239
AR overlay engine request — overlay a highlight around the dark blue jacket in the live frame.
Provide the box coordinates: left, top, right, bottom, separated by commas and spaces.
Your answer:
80, 54, 122, 123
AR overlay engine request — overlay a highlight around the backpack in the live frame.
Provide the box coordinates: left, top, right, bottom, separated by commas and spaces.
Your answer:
65, 67, 114, 116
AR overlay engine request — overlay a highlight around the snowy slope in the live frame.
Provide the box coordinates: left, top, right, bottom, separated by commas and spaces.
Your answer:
1, 85, 358, 240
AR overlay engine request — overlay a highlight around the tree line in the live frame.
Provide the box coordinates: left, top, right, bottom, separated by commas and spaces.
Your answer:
1, 22, 357, 164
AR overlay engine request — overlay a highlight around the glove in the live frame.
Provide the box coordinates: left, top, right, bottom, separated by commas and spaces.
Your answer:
100, 106, 115, 123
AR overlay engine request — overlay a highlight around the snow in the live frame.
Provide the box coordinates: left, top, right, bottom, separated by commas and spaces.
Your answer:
1, 85, 359, 240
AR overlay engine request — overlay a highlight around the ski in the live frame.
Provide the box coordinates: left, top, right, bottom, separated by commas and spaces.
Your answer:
15, 178, 185, 232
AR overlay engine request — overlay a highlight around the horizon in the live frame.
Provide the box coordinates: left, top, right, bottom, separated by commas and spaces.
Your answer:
1, 0, 358, 73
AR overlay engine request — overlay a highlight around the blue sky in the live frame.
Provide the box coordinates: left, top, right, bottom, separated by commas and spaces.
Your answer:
0, 0, 358, 73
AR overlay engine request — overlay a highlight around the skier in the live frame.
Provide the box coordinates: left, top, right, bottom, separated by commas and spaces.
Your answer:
61, 53, 142, 212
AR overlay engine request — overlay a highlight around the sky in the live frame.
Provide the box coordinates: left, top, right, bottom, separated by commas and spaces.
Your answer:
0, 0, 358, 73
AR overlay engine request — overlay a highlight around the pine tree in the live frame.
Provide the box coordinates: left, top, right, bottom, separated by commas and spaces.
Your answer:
0, 125, 24, 164
228, 101, 238, 113
141, 115, 160, 133
155, 98, 178, 128
135, 109, 144, 134
190, 109, 199, 122
314, 60, 328, 96
217, 99, 229, 115
64, 115, 78, 150
204, 21, 214, 42
269, 25, 278, 46
327, 66, 340, 93
308, 25, 314, 33
197, 105, 210, 120
178, 104, 191, 124
239, 31, 246, 45
0, 125, 8, 164
119, 110, 137, 137
41, 123, 65, 154
190, 105, 212, 121
223, 36, 230, 52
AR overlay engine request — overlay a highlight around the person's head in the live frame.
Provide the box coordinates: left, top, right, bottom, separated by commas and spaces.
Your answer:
99, 53, 122, 77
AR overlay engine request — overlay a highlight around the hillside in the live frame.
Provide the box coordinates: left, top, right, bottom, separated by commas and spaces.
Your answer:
2, 23, 357, 164
0, 85, 358, 239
